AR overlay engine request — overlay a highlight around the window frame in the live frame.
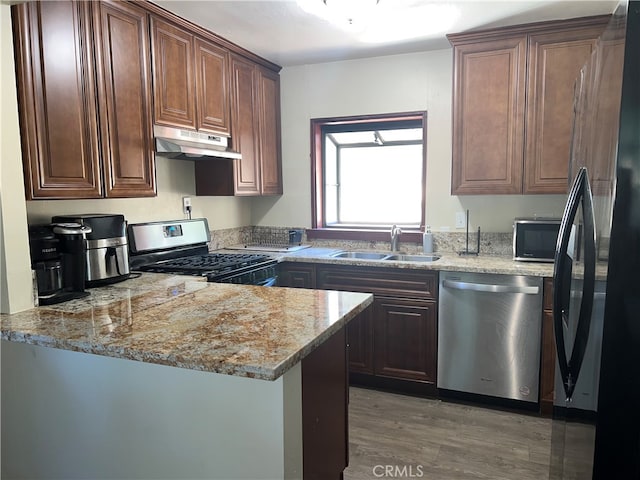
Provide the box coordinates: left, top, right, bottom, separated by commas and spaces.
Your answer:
308, 111, 428, 242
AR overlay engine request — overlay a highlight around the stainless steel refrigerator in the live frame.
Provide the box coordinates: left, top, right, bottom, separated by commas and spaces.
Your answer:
550, 1, 640, 478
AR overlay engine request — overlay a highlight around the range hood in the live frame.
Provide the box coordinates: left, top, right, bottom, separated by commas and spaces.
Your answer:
154, 125, 241, 160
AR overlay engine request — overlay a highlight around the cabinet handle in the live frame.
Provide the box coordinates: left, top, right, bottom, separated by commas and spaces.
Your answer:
442, 280, 540, 295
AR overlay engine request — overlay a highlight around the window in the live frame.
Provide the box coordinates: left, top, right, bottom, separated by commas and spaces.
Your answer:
309, 112, 427, 241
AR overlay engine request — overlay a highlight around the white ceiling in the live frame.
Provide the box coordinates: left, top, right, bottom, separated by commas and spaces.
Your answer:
153, 0, 618, 67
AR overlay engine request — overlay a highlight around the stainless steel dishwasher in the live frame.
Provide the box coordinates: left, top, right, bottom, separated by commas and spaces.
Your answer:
437, 271, 543, 403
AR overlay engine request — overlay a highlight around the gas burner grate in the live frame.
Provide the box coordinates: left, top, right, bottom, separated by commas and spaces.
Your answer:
139, 253, 271, 275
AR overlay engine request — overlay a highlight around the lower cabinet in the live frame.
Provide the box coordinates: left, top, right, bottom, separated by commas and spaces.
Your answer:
302, 326, 348, 480
281, 262, 553, 412
277, 262, 316, 289
374, 297, 437, 383
279, 262, 438, 391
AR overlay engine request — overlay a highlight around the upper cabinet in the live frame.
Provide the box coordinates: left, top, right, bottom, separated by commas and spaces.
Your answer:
150, 17, 196, 130
13, 0, 281, 200
195, 37, 232, 135
13, 0, 155, 199
150, 17, 231, 135
255, 66, 283, 196
449, 16, 608, 195
13, 1, 102, 199
194, 55, 282, 196
96, 1, 156, 197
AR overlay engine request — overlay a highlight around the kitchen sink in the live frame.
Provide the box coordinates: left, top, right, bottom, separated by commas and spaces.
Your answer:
384, 254, 441, 262
330, 251, 441, 262
330, 251, 391, 260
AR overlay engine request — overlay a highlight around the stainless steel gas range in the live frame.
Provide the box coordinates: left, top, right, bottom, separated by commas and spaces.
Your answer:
128, 218, 277, 286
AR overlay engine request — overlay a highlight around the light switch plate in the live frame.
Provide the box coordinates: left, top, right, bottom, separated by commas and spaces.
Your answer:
455, 211, 466, 228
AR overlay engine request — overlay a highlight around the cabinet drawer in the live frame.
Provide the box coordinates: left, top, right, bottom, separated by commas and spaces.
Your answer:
317, 265, 437, 300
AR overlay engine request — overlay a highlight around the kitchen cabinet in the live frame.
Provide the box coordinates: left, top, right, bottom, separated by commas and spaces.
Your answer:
278, 262, 316, 289
449, 16, 608, 195
95, 0, 156, 197
278, 262, 373, 375
150, 17, 196, 130
194, 55, 283, 196
540, 277, 555, 415
345, 305, 374, 375
317, 264, 438, 391
13, 0, 155, 199
150, 17, 231, 135
302, 326, 349, 480
255, 66, 283, 195
374, 297, 437, 383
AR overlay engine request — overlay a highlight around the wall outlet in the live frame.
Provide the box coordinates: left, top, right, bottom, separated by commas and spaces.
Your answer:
455, 211, 466, 228
182, 196, 192, 214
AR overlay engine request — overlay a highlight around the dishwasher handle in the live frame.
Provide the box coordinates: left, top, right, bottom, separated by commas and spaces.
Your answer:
442, 279, 540, 295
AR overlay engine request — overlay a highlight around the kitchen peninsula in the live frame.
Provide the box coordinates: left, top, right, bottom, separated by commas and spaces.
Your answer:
1, 273, 372, 480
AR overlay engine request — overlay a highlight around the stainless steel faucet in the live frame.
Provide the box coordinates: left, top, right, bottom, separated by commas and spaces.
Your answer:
390, 224, 402, 252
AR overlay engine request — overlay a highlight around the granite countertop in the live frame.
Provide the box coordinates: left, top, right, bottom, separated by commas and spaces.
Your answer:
273, 247, 555, 276
276, 247, 609, 280
0, 273, 373, 381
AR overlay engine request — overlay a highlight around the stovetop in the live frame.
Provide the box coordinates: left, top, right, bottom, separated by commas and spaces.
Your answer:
138, 253, 273, 277
127, 219, 278, 283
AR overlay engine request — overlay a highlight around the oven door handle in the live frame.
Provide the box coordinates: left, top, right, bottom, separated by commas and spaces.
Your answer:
257, 277, 277, 287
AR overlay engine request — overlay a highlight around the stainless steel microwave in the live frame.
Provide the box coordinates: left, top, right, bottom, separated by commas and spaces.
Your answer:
513, 218, 561, 262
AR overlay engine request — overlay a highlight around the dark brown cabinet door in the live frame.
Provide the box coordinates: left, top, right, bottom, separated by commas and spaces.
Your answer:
230, 55, 260, 195
449, 17, 607, 196
96, 0, 155, 197
13, 1, 102, 199
277, 263, 316, 288
347, 306, 374, 375
374, 297, 437, 384
195, 37, 231, 135
302, 326, 348, 480
195, 57, 282, 196
151, 17, 196, 129
524, 28, 602, 194
256, 67, 283, 195
451, 36, 527, 195
316, 265, 438, 388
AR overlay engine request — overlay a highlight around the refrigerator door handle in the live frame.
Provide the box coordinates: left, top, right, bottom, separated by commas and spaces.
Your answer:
553, 167, 597, 400
568, 169, 596, 393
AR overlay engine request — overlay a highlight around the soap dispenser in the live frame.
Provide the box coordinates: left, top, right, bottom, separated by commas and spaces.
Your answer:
423, 226, 433, 254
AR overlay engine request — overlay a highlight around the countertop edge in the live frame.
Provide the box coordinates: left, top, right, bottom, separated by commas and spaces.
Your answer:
1, 288, 374, 381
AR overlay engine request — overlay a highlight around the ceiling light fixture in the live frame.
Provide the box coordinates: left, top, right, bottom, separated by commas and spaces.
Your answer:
323, 0, 380, 26
297, 0, 381, 32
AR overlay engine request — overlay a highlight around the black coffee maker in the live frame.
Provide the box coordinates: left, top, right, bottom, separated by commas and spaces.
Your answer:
28, 222, 92, 305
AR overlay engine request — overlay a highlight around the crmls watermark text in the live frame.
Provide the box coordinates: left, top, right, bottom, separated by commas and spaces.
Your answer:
373, 464, 425, 478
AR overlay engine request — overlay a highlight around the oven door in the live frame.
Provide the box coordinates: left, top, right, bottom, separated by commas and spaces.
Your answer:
213, 263, 278, 286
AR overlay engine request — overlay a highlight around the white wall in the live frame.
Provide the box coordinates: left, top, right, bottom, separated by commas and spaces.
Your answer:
25, 158, 253, 230
1, 4, 35, 314
251, 49, 566, 232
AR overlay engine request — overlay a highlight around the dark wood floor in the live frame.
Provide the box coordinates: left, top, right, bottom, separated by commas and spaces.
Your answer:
344, 387, 554, 480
